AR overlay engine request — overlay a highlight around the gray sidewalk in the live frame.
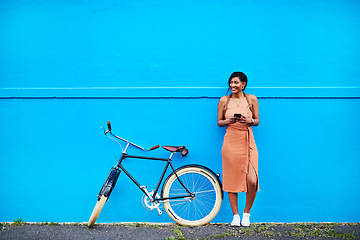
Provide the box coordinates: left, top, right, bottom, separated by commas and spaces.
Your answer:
1, 222, 359, 240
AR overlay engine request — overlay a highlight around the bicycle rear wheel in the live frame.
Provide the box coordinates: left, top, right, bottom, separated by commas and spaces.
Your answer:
88, 195, 107, 227
162, 166, 222, 226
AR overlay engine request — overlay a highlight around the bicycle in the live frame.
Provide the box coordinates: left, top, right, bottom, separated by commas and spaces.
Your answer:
88, 122, 223, 227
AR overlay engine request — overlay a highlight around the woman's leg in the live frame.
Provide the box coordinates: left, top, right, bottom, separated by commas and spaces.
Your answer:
228, 192, 239, 215
229, 192, 241, 226
244, 161, 258, 213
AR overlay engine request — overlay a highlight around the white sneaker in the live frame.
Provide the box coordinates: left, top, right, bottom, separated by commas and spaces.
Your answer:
230, 214, 240, 226
241, 212, 250, 227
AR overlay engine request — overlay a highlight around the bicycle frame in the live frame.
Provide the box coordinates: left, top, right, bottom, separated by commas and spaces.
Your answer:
107, 140, 193, 203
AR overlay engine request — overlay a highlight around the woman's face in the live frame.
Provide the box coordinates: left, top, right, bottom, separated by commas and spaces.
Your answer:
229, 77, 246, 94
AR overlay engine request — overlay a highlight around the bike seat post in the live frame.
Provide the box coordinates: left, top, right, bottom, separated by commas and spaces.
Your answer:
169, 152, 174, 160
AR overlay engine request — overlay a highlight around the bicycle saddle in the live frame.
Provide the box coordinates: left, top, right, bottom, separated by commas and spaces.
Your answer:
163, 146, 185, 152
162, 146, 188, 157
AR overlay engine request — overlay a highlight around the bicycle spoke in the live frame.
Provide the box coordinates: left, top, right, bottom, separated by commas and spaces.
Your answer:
163, 167, 222, 226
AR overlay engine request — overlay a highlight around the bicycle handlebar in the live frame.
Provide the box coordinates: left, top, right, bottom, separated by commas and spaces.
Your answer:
104, 122, 184, 154
104, 121, 145, 150
112, 133, 145, 150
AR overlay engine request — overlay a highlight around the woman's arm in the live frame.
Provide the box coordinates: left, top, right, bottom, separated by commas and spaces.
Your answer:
239, 94, 260, 126
217, 96, 236, 127
250, 95, 260, 126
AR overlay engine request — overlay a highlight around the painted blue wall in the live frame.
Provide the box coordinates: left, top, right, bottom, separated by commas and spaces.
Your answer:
1, 0, 359, 223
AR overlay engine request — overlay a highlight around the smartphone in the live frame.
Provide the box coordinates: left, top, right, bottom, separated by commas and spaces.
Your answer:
234, 113, 242, 119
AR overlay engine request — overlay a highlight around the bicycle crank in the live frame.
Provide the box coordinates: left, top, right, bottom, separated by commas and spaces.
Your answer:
141, 190, 163, 215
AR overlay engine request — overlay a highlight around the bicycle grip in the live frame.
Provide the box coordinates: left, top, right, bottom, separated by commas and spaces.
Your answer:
148, 145, 160, 151
107, 121, 112, 131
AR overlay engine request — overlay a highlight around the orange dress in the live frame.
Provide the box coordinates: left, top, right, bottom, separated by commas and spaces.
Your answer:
221, 96, 259, 193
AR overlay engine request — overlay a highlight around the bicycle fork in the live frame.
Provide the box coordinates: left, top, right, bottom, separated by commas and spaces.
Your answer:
98, 151, 127, 200
98, 167, 121, 200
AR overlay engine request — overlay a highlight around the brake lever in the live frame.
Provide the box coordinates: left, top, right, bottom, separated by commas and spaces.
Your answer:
101, 127, 110, 135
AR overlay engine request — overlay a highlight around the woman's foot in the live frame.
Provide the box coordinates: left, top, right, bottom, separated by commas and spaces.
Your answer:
230, 214, 240, 226
241, 212, 250, 226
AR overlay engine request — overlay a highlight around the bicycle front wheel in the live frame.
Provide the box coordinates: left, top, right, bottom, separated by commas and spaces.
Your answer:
88, 195, 107, 228
162, 166, 222, 226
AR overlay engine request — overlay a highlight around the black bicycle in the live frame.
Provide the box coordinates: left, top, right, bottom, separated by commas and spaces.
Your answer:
88, 122, 223, 227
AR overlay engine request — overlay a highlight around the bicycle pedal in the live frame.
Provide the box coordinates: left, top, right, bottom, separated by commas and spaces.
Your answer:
156, 208, 163, 216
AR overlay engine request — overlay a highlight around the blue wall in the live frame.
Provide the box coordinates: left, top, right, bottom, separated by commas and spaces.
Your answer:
1, 0, 359, 223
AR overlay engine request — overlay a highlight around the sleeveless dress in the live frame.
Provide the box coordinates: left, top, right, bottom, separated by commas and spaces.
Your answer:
221, 94, 259, 193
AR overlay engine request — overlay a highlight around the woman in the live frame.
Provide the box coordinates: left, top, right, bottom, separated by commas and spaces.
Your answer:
217, 71, 259, 227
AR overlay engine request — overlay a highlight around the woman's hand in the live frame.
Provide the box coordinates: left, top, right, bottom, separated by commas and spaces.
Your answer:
227, 116, 237, 125
217, 116, 236, 127
238, 115, 253, 124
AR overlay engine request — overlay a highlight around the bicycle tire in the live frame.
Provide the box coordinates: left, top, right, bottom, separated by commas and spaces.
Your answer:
162, 166, 222, 226
88, 195, 107, 227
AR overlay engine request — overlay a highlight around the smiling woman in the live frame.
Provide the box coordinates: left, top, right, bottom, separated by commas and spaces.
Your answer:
217, 72, 260, 227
